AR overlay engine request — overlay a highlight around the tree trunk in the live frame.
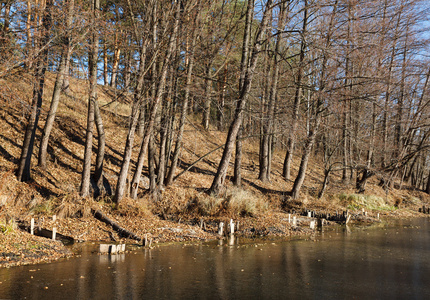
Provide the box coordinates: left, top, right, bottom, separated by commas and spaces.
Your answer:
17, 0, 51, 182
113, 42, 148, 203
148, 136, 156, 192
38, 0, 74, 169
258, 44, 272, 182
94, 99, 105, 195
165, 3, 200, 186
130, 0, 181, 199
38, 51, 67, 168
103, 42, 108, 85
283, 0, 308, 180
202, 66, 212, 130
318, 169, 330, 199
233, 127, 242, 186
80, 0, 99, 197
110, 46, 121, 88
291, 124, 320, 200
157, 101, 170, 189
290, 0, 337, 200
62, 50, 72, 94
356, 169, 373, 193
209, 0, 272, 195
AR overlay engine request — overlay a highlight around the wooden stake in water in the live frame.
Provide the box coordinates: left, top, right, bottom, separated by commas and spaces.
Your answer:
218, 222, 224, 235
99, 244, 109, 253
30, 218, 34, 235
52, 227, 56, 240
317, 218, 323, 228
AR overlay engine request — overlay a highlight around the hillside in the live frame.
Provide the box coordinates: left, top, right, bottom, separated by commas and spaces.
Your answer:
0, 72, 429, 266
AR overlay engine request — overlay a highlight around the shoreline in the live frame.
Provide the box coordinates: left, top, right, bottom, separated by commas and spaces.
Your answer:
1, 206, 427, 269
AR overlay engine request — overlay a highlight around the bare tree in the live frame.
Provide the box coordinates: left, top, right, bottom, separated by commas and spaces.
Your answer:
17, 0, 52, 182
80, 0, 100, 197
209, 0, 273, 195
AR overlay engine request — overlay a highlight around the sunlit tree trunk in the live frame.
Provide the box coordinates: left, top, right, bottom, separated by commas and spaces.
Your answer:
80, 0, 100, 197
210, 0, 272, 195
290, 0, 337, 200
38, 0, 74, 169
283, 0, 308, 181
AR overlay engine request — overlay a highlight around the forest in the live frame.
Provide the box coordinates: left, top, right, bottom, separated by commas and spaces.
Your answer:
1, 0, 430, 229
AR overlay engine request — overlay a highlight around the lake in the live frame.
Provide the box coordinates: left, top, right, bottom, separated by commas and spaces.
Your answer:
0, 218, 429, 299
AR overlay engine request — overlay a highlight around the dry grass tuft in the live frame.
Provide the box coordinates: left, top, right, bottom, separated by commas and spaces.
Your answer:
53, 194, 96, 219
184, 187, 268, 217
114, 196, 151, 217
337, 193, 396, 211
225, 187, 268, 216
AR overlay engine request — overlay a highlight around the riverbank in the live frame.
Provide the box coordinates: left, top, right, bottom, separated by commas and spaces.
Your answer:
1, 73, 429, 268
1, 194, 427, 269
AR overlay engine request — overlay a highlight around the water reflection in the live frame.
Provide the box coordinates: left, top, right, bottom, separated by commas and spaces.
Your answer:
0, 218, 429, 299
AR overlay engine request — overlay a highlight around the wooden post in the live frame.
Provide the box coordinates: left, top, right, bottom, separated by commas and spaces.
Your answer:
52, 215, 56, 222
100, 244, 110, 253
288, 214, 291, 223
52, 227, 56, 240
292, 216, 297, 227
377, 213, 380, 219
310, 221, 315, 230
218, 222, 224, 235
30, 218, 34, 235
307, 211, 312, 218
230, 219, 234, 235
345, 214, 351, 225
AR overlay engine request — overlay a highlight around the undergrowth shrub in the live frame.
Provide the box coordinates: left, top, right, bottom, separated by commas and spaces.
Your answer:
53, 193, 94, 218
191, 187, 268, 216
338, 193, 396, 211
225, 187, 268, 216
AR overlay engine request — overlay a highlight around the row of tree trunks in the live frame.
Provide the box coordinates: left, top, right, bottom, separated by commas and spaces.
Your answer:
165, 2, 200, 186
290, 0, 338, 200
258, 1, 287, 183
128, 0, 181, 201
210, 0, 272, 195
